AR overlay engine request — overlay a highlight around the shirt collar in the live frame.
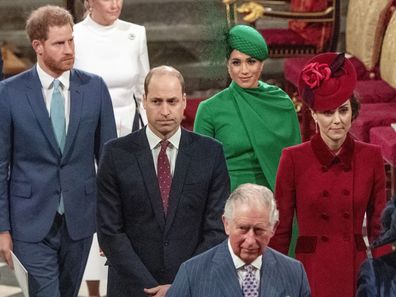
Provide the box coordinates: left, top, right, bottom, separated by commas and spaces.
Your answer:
227, 239, 262, 271
36, 63, 70, 90
310, 133, 355, 171
146, 126, 181, 150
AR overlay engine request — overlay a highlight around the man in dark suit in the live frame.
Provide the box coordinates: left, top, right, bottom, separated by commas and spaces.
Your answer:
167, 183, 311, 297
97, 65, 230, 297
0, 5, 116, 297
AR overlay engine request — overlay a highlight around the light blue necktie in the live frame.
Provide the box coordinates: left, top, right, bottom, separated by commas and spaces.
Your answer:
50, 79, 66, 214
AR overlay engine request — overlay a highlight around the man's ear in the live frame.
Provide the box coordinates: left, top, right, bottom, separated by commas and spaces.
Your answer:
271, 221, 279, 235
222, 215, 230, 236
182, 93, 187, 109
143, 94, 147, 110
32, 40, 43, 55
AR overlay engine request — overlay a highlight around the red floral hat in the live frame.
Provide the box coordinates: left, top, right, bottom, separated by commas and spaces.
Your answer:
298, 52, 357, 111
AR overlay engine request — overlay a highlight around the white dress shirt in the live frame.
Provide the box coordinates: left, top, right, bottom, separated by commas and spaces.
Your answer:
227, 239, 262, 287
146, 126, 181, 176
36, 63, 71, 132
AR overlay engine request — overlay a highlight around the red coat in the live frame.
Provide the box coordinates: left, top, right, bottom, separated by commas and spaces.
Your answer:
270, 133, 386, 297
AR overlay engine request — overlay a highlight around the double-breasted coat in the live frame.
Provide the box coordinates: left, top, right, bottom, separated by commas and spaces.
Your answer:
270, 133, 386, 297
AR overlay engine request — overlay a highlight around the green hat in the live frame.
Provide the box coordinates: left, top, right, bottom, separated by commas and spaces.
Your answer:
227, 25, 268, 61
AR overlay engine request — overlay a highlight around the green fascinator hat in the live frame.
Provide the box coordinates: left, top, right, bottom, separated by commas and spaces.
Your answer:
226, 24, 269, 61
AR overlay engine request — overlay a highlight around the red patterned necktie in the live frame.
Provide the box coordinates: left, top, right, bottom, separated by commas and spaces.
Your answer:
157, 140, 171, 215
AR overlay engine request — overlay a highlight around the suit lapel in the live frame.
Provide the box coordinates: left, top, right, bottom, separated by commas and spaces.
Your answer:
260, 249, 283, 297
212, 241, 243, 297
135, 129, 166, 230
164, 129, 192, 233
62, 69, 83, 160
25, 67, 60, 156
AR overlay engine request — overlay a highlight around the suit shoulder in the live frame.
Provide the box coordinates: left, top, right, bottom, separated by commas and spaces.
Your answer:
71, 68, 105, 85
181, 243, 220, 268
0, 67, 32, 88
104, 130, 143, 151
267, 247, 304, 268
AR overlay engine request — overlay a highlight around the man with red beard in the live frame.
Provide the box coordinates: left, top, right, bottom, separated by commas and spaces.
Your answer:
0, 5, 116, 297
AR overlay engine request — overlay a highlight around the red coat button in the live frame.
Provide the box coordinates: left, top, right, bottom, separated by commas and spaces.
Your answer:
321, 213, 329, 220
321, 236, 329, 242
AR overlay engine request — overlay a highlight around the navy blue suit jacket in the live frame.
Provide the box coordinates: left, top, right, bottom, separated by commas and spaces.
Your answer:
97, 127, 230, 296
357, 251, 396, 297
167, 240, 311, 297
0, 66, 116, 242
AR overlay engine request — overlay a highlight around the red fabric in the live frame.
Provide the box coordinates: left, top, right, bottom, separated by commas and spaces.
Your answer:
259, 28, 307, 46
181, 98, 205, 131
289, 0, 332, 50
285, 56, 381, 90
370, 126, 396, 166
354, 80, 396, 104
157, 140, 171, 215
350, 103, 396, 142
271, 133, 386, 297
284, 56, 313, 86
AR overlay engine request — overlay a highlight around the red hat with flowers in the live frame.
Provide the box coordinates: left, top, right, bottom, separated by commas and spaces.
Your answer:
298, 52, 357, 112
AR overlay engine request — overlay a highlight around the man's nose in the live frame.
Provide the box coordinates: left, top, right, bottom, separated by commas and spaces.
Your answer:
244, 229, 256, 244
160, 103, 170, 116
64, 41, 74, 54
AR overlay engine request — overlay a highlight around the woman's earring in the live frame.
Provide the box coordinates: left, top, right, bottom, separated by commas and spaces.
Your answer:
315, 121, 318, 134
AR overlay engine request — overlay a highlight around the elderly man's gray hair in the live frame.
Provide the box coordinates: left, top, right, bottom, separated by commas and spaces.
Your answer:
223, 183, 279, 226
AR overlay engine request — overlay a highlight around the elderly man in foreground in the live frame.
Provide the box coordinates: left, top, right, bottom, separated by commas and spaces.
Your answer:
166, 183, 311, 297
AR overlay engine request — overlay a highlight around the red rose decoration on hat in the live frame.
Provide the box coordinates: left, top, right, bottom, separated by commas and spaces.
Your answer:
301, 62, 331, 89
298, 52, 357, 111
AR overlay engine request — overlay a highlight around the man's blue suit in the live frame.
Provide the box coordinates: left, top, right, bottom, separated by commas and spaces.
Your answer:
97, 127, 230, 297
0, 66, 116, 294
167, 240, 311, 297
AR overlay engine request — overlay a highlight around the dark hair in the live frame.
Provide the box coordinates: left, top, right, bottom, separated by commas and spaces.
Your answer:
144, 65, 185, 95
26, 5, 74, 42
350, 96, 360, 121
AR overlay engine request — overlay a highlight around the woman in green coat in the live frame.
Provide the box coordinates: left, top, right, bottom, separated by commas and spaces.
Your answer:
194, 24, 301, 192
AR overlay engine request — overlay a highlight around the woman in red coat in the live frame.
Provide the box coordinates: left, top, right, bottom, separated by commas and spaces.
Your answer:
270, 52, 386, 297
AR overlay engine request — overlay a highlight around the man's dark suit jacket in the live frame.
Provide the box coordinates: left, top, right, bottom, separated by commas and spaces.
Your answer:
0, 66, 116, 242
166, 240, 311, 297
97, 127, 230, 296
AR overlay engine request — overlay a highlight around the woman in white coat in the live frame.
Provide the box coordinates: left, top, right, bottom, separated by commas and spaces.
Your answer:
74, 0, 150, 137
73, 1, 150, 296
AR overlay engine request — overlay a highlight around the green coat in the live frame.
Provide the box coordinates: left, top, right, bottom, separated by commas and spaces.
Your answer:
194, 80, 301, 192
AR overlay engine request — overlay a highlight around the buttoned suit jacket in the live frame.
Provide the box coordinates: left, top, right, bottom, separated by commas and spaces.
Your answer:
0, 66, 116, 242
166, 240, 311, 297
97, 127, 230, 297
